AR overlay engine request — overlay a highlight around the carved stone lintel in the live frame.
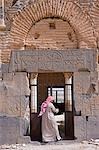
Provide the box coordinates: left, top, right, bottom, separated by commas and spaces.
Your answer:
9, 49, 97, 73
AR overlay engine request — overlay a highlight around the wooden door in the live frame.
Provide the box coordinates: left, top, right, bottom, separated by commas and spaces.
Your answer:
30, 113, 42, 141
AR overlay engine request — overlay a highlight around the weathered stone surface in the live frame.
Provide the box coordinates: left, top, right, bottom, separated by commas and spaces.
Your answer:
73, 68, 99, 141
0, 71, 30, 144
87, 116, 99, 139
9, 49, 97, 73
74, 116, 86, 140
0, 72, 30, 117
0, 116, 20, 144
0, 116, 30, 145
75, 116, 99, 140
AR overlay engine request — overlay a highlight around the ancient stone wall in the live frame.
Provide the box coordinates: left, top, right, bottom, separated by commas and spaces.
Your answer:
74, 71, 99, 140
0, 72, 30, 116
0, 72, 30, 144
0, 0, 99, 144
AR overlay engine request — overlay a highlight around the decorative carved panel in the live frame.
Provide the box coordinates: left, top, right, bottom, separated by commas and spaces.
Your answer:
9, 49, 97, 73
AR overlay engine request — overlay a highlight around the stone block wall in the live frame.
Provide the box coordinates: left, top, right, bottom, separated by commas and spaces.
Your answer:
0, 72, 30, 116
0, 72, 30, 144
0, 116, 20, 144
74, 71, 99, 140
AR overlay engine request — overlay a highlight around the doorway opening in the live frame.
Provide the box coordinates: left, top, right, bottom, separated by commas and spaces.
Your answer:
30, 73, 74, 141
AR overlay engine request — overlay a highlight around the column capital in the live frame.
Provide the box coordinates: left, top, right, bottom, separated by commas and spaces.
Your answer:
30, 73, 38, 80
64, 72, 73, 79
30, 73, 38, 85
0, 24, 6, 31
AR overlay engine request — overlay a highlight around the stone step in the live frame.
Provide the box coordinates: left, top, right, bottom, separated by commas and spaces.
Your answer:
17, 136, 31, 144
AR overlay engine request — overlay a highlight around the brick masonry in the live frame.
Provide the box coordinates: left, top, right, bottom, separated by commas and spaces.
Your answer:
1, 0, 99, 63
0, 0, 99, 145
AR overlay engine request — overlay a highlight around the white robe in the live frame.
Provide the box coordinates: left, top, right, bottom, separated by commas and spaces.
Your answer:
42, 102, 61, 142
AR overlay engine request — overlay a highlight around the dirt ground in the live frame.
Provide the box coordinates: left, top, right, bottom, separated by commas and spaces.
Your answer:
0, 140, 99, 150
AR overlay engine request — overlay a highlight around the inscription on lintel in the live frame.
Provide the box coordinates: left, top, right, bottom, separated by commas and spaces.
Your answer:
9, 49, 96, 73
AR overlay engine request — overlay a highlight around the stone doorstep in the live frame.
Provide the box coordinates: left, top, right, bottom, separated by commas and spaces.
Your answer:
17, 136, 31, 144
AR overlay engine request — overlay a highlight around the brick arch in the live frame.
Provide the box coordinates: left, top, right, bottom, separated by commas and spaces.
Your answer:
10, 0, 96, 48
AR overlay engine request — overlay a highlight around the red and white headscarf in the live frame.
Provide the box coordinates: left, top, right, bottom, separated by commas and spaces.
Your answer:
38, 96, 54, 117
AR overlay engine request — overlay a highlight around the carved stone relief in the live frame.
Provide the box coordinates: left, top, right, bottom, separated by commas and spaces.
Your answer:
9, 49, 97, 73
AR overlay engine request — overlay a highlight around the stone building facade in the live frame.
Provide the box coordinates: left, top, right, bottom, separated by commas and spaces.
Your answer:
0, 0, 99, 144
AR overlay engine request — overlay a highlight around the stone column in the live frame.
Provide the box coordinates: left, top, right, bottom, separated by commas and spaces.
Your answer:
64, 73, 73, 111
0, 0, 6, 31
30, 73, 38, 113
